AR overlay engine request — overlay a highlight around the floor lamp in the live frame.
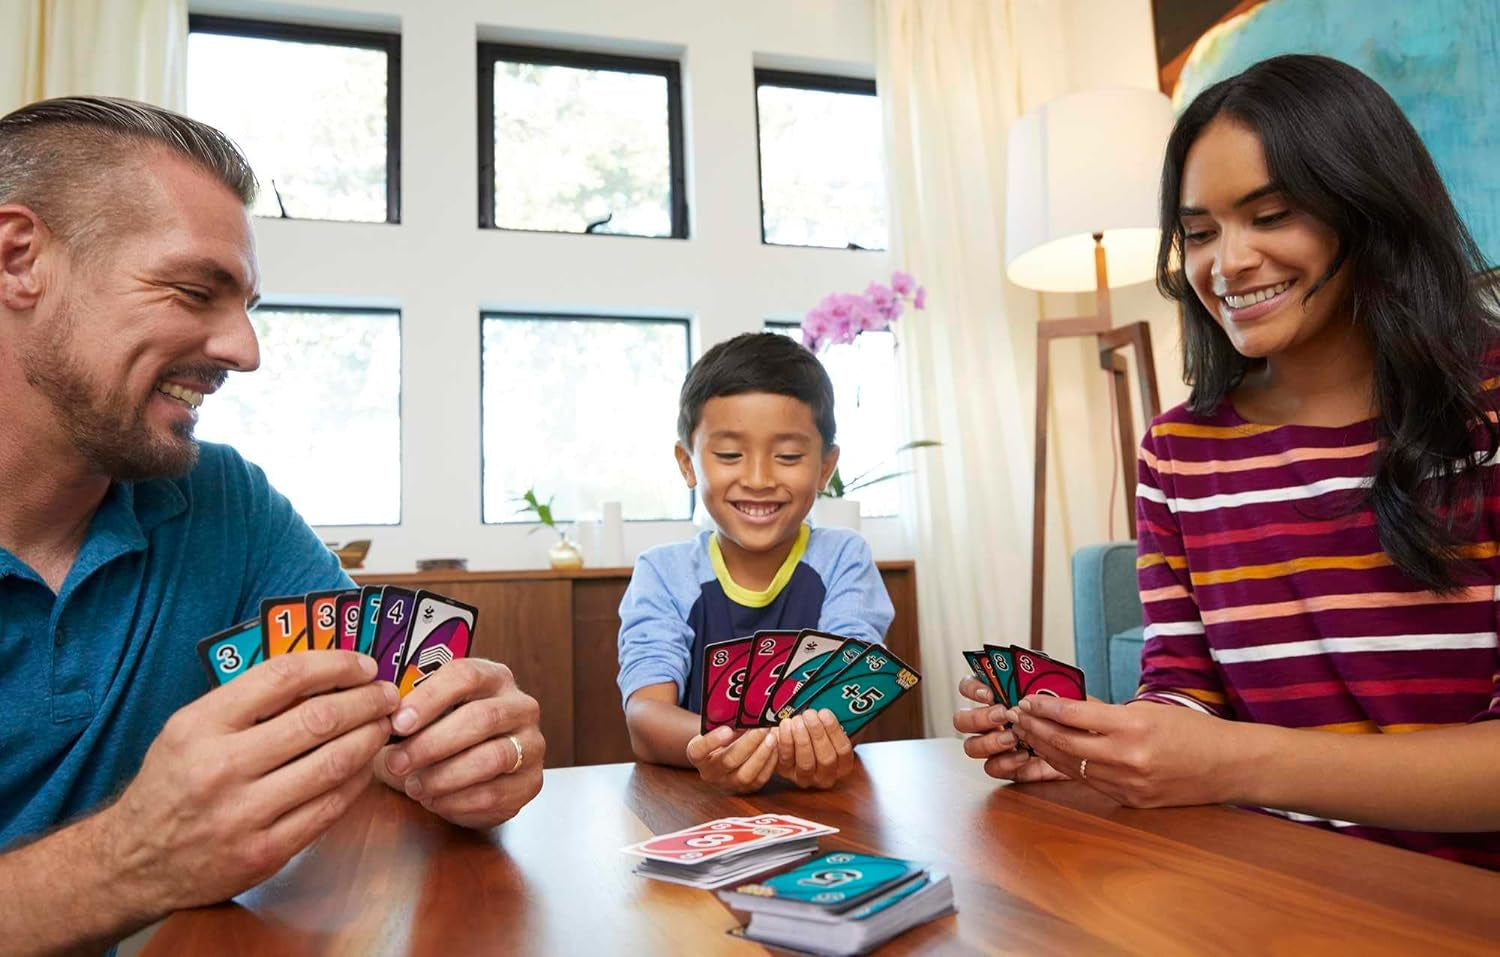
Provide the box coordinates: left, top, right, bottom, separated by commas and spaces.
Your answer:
1004, 88, 1175, 651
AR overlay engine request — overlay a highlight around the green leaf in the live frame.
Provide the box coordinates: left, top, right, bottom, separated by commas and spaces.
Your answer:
843, 469, 912, 494
820, 466, 846, 498
841, 439, 940, 490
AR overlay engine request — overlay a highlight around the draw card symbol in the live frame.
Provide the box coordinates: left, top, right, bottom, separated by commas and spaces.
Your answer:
866, 655, 887, 671
411, 644, 453, 687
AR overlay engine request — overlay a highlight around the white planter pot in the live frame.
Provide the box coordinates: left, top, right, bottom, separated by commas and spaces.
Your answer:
813, 496, 861, 530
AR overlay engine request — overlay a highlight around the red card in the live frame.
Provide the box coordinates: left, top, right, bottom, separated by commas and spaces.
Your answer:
624, 820, 788, 864
1009, 646, 1087, 700
735, 631, 800, 728
700, 637, 754, 734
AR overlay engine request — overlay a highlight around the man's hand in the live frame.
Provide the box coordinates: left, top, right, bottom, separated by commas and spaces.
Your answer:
774, 710, 856, 789
952, 676, 1066, 783
103, 651, 397, 917
375, 659, 545, 829
685, 726, 779, 794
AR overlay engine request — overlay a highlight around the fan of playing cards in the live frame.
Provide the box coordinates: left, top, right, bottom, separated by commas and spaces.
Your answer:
196, 585, 477, 698
700, 630, 922, 736
621, 813, 840, 890
962, 643, 1086, 708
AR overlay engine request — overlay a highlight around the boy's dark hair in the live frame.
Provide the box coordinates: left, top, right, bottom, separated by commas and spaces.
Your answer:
677, 333, 837, 451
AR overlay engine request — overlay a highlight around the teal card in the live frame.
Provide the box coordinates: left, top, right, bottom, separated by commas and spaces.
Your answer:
778, 639, 868, 719
356, 585, 383, 655
740, 852, 925, 911
984, 644, 1020, 707
792, 644, 921, 734
196, 620, 263, 686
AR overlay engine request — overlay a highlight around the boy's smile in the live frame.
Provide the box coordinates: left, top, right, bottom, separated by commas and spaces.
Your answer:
676, 391, 837, 584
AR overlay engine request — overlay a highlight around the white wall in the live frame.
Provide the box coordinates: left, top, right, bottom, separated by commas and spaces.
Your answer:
193, 0, 907, 572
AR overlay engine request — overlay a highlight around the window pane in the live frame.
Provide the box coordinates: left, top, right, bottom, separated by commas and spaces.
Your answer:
482, 316, 689, 522
770, 326, 900, 517
491, 59, 673, 236
188, 29, 391, 223
758, 82, 888, 249
196, 308, 402, 525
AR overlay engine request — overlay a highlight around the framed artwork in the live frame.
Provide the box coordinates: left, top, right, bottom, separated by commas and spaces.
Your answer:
1150, 0, 1499, 270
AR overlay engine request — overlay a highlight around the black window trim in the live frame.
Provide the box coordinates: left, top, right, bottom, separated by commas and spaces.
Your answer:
246, 302, 405, 528
753, 67, 883, 251
476, 42, 688, 239
188, 14, 403, 225
478, 310, 694, 524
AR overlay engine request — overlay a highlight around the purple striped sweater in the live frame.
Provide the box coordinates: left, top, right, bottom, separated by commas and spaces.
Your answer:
1133, 398, 1500, 869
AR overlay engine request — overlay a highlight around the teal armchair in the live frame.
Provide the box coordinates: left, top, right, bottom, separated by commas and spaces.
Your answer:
1071, 542, 1145, 704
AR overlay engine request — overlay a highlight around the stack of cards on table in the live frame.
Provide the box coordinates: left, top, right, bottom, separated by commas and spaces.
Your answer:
195, 585, 477, 698
700, 630, 921, 735
719, 851, 955, 956
621, 813, 839, 889
961, 643, 1086, 708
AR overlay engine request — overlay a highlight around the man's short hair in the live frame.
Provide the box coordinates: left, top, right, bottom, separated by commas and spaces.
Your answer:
677, 332, 837, 451
0, 95, 257, 256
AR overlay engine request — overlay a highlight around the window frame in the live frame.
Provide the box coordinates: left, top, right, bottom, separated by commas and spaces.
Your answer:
478, 310, 694, 524
220, 302, 405, 528
752, 67, 883, 250
187, 14, 403, 225
476, 42, 689, 238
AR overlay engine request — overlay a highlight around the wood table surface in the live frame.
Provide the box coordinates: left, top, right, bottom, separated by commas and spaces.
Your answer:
141, 737, 1500, 956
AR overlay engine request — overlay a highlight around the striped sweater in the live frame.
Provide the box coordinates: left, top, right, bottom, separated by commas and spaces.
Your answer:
1133, 399, 1500, 869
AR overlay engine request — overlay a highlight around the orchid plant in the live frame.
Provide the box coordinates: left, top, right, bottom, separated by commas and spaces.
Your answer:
801, 270, 926, 353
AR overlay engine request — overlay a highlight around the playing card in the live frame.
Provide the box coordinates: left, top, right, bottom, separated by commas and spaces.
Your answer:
394, 591, 477, 697
335, 591, 362, 651
197, 619, 262, 685
305, 589, 345, 650
355, 585, 383, 655
732, 813, 838, 839
777, 638, 870, 720
789, 644, 921, 734
700, 636, 755, 734
984, 644, 1021, 708
623, 817, 813, 864
1010, 645, 1087, 700
371, 586, 417, 683
962, 649, 1007, 707
260, 596, 311, 657
762, 631, 849, 724
735, 630, 800, 728
723, 852, 927, 912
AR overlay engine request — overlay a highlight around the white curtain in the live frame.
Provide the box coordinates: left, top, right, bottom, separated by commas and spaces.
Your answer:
877, 0, 1112, 732
0, 0, 188, 115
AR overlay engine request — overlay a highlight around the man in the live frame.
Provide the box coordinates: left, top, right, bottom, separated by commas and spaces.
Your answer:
0, 96, 545, 954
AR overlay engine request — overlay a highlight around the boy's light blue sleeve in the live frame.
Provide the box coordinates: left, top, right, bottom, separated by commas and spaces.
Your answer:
617, 549, 697, 706
814, 531, 894, 645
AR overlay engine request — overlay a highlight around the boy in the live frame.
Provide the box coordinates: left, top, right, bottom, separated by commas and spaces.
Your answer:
617, 332, 894, 793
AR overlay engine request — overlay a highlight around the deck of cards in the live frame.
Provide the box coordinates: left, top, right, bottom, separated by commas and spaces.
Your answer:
719, 851, 955, 956
962, 643, 1086, 707
700, 630, 921, 736
196, 585, 477, 697
622, 813, 839, 890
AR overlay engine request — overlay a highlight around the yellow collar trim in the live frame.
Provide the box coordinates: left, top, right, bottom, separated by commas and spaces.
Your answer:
709, 524, 810, 608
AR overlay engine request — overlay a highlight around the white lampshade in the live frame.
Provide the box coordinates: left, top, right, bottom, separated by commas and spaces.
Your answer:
1005, 88, 1175, 293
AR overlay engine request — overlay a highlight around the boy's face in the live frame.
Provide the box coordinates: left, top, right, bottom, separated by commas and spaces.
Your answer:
675, 392, 838, 556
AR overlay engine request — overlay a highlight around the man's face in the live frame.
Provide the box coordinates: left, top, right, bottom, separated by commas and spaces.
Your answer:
21, 150, 261, 480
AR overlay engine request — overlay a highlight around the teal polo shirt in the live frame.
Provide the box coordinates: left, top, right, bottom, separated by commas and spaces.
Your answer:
0, 442, 350, 851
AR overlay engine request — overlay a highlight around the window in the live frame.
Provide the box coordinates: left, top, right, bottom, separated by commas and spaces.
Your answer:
187, 16, 401, 224
755, 69, 887, 250
481, 314, 691, 522
196, 306, 402, 525
478, 44, 687, 238
768, 323, 901, 517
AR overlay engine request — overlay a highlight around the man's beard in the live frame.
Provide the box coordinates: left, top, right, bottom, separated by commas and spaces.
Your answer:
21, 306, 219, 482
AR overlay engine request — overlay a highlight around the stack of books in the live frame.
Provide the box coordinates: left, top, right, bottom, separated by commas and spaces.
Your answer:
719, 851, 955, 955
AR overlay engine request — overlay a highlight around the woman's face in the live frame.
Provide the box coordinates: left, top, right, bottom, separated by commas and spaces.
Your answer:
1178, 116, 1353, 360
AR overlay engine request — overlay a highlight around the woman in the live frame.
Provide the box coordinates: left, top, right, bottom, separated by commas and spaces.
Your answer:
956, 54, 1500, 868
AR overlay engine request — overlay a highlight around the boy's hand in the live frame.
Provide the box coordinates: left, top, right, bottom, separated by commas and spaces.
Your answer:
774, 710, 856, 789
685, 726, 778, 794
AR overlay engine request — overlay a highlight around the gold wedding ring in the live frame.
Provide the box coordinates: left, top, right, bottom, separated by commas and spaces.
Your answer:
506, 733, 524, 773
1079, 758, 1088, 780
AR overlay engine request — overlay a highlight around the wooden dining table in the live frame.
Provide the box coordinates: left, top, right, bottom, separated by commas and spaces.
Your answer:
140, 737, 1500, 955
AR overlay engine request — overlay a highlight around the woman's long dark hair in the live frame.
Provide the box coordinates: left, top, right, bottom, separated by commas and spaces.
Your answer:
1156, 54, 1500, 591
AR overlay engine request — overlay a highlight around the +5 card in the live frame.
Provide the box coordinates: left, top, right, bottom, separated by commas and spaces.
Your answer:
1010, 646, 1086, 700
791, 644, 921, 735
762, 631, 849, 724
261, 595, 311, 657
736, 630, 800, 729
305, 589, 346, 651
700, 636, 755, 734
197, 619, 262, 685
778, 638, 870, 720
394, 591, 477, 697
335, 591, 363, 651
371, 585, 417, 683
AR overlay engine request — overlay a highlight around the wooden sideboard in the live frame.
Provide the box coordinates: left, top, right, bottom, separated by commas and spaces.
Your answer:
354, 562, 922, 768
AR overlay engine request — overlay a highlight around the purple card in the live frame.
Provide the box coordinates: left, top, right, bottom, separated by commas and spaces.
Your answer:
371, 585, 417, 683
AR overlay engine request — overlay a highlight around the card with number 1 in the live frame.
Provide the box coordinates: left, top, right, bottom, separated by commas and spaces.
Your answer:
261, 596, 311, 657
